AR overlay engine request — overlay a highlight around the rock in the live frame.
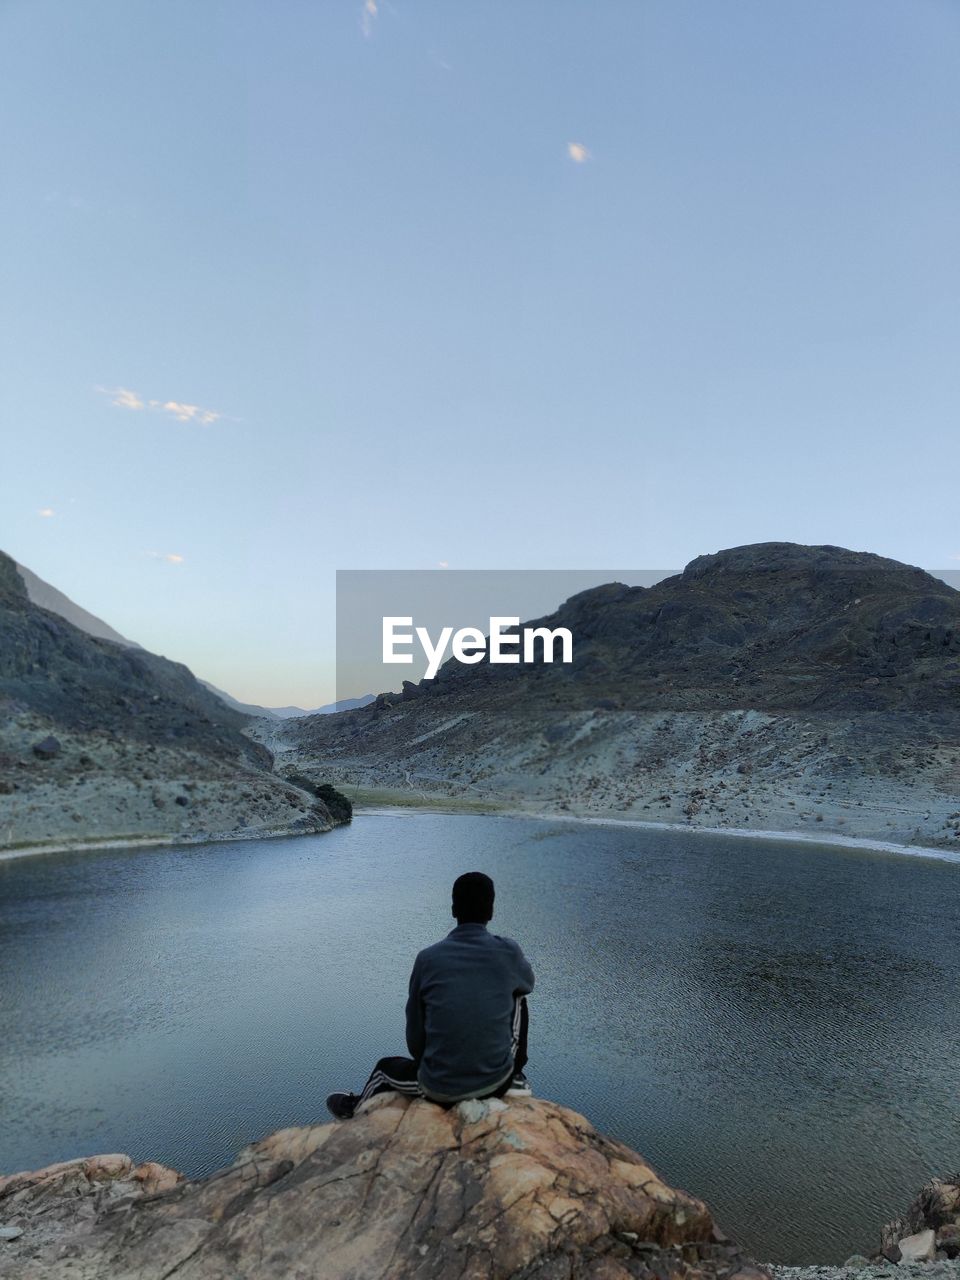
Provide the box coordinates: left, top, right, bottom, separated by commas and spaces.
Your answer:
31, 735, 61, 760
0, 1152, 183, 1271
0, 1095, 768, 1280
881, 1239, 903, 1264
455, 1095, 507, 1125
881, 1177, 960, 1260
897, 1229, 936, 1261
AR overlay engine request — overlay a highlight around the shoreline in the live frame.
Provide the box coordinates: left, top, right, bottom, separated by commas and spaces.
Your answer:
519, 810, 960, 864
0, 819, 335, 865
3, 795, 959, 867
352, 792, 960, 865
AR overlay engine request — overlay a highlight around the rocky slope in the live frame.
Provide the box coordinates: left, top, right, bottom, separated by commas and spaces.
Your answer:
0, 551, 338, 853
0, 1094, 768, 1280
772, 1175, 960, 1280
14, 560, 138, 648
260, 544, 960, 850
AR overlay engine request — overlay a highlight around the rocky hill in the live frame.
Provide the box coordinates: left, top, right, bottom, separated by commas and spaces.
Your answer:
261, 544, 960, 850
14, 559, 137, 648
0, 550, 339, 853
15, 557, 290, 719
0, 1093, 768, 1280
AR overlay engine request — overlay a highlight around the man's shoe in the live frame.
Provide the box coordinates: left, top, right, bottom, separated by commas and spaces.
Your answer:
325, 1092, 358, 1120
505, 1072, 532, 1097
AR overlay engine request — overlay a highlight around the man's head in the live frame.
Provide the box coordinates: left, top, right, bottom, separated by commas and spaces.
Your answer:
452, 871, 495, 925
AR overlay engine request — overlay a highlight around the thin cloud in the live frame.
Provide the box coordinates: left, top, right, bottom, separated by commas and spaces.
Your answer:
37, 507, 55, 518
158, 401, 221, 425
567, 142, 591, 164
361, 0, 377, 37
97, 386, 145, 411
438, 560, 449, 569
146, 551, 185, 565
97, 386, 226, 426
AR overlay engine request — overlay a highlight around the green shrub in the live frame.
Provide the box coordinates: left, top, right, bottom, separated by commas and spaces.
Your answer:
286, 773, 353, 823
316, 783, 353, 823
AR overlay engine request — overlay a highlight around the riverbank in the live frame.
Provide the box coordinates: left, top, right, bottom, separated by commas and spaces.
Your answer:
264, 706, 960, 858
350, 787, 960, 864
771, 1264, 960, 1280
0, 709, 342, 860
0, 818, 339, 864
4, 783, 957, 865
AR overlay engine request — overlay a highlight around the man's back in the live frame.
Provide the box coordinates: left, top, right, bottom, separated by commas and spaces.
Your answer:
405, 922, 534, 1102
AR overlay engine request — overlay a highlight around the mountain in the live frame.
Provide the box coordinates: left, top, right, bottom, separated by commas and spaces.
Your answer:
258, 543, 960, 851
0, 550, 340, 852
15, 560, 138, 648
199, 679, 279, 719
13, 559, 291, 721
314, 694, 376, 715
269, 696, 376, 718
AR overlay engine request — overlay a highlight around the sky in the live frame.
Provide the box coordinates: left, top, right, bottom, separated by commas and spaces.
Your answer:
2, 0, 959, 707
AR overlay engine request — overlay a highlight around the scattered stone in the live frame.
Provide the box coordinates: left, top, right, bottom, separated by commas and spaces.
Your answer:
31, 735, 61, 760
899, 1231, 937, 1262
455, 1096, 507, 1125
882, 1239, 904, 1264
0, 1226, 24, 1241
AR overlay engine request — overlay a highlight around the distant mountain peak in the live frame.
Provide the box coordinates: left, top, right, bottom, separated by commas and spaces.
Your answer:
681, 542, 928, 581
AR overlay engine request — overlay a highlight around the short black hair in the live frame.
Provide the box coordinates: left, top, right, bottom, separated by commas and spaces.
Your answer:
452, 871, 495, 923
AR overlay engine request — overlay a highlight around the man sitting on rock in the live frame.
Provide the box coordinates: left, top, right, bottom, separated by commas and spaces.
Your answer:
326, 871, 534, 1119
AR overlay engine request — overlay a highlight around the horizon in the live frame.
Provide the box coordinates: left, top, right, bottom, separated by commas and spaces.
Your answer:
4, 2, 959, 705
9, 545, 960, 708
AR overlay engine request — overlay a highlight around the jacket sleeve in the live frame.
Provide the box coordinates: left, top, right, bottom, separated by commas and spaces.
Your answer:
405, 954, 426, 1062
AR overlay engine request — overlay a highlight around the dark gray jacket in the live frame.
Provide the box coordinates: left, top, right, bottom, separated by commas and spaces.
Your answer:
405, 922, 535, 1102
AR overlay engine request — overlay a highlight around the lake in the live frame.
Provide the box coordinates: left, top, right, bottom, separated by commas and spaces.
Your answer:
1, 811, 958, 1263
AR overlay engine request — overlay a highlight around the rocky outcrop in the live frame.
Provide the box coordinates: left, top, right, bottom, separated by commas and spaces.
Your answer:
880, 1177, 960, 1263
0, 548, 347, 851
0, 1094, 769, 1280
770, 1178, 960, 1280
262, 543, 960, 850
0, 550, 263, 761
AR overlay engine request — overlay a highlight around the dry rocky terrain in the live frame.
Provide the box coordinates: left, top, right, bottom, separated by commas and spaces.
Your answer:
0, 551, 341, 854
260, 545, 960, 853
0, 1094, 769, 1280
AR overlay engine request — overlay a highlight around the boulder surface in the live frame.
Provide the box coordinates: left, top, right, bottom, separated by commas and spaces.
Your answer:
0, 1094, 770, 1280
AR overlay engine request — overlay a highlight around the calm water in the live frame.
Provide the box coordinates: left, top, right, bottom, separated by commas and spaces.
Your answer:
2, 812, 959, 1263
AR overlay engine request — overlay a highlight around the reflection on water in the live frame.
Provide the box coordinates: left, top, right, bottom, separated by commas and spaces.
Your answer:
1, 814, 958, 1263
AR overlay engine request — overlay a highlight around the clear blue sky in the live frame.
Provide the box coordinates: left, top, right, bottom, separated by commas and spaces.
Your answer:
3, 1, 958, 706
